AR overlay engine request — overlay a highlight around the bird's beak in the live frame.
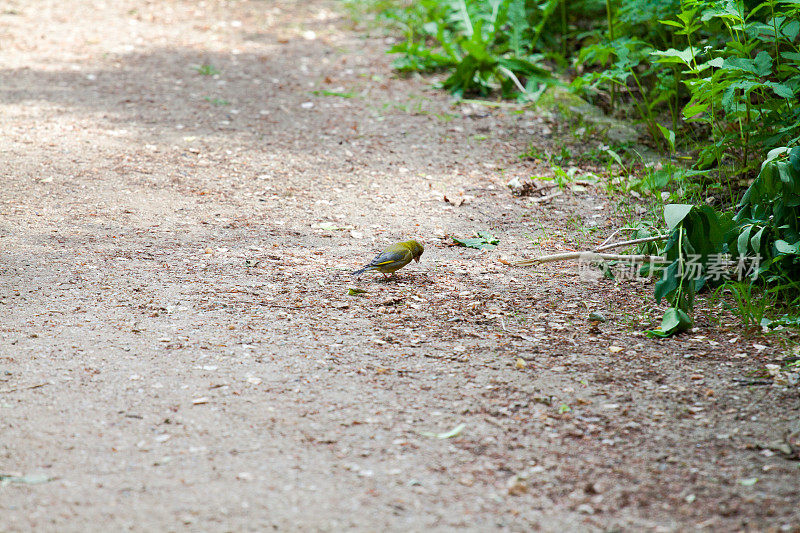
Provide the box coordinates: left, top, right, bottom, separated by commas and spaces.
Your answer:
414, 256, 420, 262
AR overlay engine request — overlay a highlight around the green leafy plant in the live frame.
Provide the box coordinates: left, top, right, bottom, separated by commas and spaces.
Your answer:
311, 89, 358, 98
384, 0, 556, 99
195, 64, 220, 76
732, 146, 800, 284
203, 97, 230, 106
649, 146, 800, 336
453, 231, 500, 249
363, 0, 800, 188
534, 164, 589, 189
647, 307, 693, 338
721, 281, 775, 329
576, 0, 800, 181
647, 203, 733, 336
628, 163, 708, 199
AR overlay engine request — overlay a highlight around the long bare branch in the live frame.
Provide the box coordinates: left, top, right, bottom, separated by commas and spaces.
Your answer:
599, 226, 654, 247
594, 235, 665, 251
512, 234, 667, 266
513, 250, 668, 266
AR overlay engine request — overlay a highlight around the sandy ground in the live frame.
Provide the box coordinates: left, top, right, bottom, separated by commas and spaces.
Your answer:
1, 1, 798, 531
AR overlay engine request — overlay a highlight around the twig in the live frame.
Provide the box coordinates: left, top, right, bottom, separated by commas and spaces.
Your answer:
599, 227, 648, 248
458, 98, 525, 109
497, 66, 535, 101
514, 252, 669, 267
533, 182, 559, 191
513, 235, 667, 267
529, 190, 562, 204
261, 303, 311, 310
732, 378, 773, 386
595, 235, 665, 252
0, 382, 48, 394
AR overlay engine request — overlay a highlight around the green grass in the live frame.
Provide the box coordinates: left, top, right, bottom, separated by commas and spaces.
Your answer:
311, 90, 358, 98
203, 97, 230, 106
195, 64, 220, 76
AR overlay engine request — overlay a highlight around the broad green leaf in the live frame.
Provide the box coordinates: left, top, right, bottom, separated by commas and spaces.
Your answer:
782, 51, 800, 62
754, 50, 773, 76
683, 102, 709, 120
765, 81, 794, 98
750, 226, 765, 255
775, 239, 800, 253
664, 204, 694, 230
453, 232, 499, 250
695, 56, 724, 72
783, 19, 800, 41
347, 288, 367, 296
658, 125, 676, 152
659, 20, 684, 29
738, 225, 754, 256
722, 56, 756, 74
778, 161, 795, 184
654, 260, 680, 303
702, 3, 744, 22
789, 146, 800, 172
765, 147, 790, 165
646, 308, 693, 338
651, 47, 695, 65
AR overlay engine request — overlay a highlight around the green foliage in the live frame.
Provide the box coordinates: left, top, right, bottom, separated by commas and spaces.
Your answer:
651, 146, 800, 336
203, 97, 230, 106
350, 1, 800, 336
576, 0, 800, 178
653, 203, 734, 312
733, 146, 800, 284
195, 64, 220, 76
362, 0, 800, 183
453, 231, 500, 249
625, 162, 709, 199
383, 0, 557, 99
721, 281, 776, 329
647, 307, 693, 337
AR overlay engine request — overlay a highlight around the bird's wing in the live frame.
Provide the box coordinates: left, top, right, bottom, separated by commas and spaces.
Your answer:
366, 248, 410, 267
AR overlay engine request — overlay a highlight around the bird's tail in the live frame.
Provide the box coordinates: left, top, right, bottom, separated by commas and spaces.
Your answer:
352, 266, 369, 276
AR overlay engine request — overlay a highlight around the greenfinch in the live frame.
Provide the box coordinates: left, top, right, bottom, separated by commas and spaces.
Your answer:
352, 240, 424, 278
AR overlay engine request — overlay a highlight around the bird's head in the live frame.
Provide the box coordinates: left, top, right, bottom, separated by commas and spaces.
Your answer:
410, 240, 424, 262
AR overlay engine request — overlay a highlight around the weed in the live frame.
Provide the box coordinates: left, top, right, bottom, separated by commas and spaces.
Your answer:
204, 97, 230, 106
435, 112, 460, 122
195, 64, 220, 76
519, 143, 547, 161
311, 90, 358, 98
722, 281, 774, 329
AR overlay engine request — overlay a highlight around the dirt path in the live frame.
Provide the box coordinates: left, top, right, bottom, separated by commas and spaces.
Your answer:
1, 1, 798, 531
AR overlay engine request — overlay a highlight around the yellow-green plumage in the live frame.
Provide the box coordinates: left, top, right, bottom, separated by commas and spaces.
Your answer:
353, 240, 424, 277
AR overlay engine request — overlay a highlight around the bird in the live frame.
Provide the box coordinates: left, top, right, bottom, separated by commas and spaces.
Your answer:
352, 240, 424, 278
